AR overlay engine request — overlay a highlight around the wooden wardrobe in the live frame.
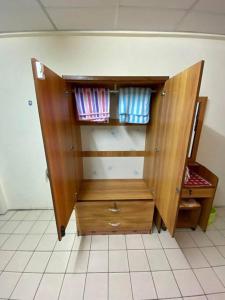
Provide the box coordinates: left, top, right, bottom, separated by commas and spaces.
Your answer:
32, 58, 213, 241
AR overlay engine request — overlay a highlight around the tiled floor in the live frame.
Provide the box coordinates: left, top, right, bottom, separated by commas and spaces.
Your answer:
1, 209, 225, 299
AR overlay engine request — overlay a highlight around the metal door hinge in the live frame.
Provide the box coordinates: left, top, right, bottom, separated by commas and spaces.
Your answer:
151, 189, 156, 198
64, 90, 73, 94
45, 168, 49, 181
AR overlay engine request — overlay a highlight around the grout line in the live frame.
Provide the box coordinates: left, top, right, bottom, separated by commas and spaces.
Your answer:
35, 0, 58, 30
57, 248, 74, 299
113, 0, 120, 30
32, 242, 57, 299
82, 235, 92, 300
141, 233, 159, 299
173, 0, 200, 31
124, 235, 134, 300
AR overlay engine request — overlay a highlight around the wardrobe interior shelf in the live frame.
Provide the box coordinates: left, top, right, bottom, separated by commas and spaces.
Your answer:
78, 179, 153, 201
77, 119, 149, 126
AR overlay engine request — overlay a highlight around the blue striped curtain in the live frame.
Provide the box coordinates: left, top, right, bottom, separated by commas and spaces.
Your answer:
118, 87, 151, 124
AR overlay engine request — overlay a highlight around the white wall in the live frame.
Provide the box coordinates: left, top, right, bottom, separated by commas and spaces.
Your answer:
0, 34, 225, 208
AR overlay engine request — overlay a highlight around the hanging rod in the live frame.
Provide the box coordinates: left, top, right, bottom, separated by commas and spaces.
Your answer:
109, 89, 157, 94
65, 89, 157, 94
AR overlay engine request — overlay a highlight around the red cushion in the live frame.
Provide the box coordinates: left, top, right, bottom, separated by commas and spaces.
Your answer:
184, 171, 211, 187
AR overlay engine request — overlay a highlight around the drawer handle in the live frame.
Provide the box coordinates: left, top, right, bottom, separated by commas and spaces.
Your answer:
189, 189, 192, 195
108, 208, 120, 213
108, 222, 120, 227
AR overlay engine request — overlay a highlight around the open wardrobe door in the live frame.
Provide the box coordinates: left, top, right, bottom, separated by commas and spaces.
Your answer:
31, 58, 78, 240
155, 61, 204, 236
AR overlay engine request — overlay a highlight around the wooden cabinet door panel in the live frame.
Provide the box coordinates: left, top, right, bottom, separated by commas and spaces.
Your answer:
31, 58, 78, 240
155, 61, 204, 235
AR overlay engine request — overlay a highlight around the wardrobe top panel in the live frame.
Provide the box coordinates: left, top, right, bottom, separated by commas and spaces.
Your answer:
62, 75, 169, 88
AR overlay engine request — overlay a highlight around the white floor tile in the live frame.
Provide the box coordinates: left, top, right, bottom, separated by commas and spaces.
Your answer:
0, 234, 9, 247
217, 245, 225, 258
0, 221, 5, 229
14, 221, 35, 234
214, 266, 225, 286
38, 210, 54, 221
142, 233, 162, 249
11, 211, 28, 221
65, 220, 76, 234
1, 234, 25, 250
54, 234, 75, 251
173, 269, 204, 297
0, 221, 20, 234
5, 251, 32, 272
109, 250, 129, 272
182, 247, 210, 268
0, 272, 21, 299
214, 217, 225, 230
88, 250, 108, 272
34, 273, 64, 300
0, 211, 16, 221
59, 274, 85, 300
126, 234, 144, 249
158, 231, 179, 248
91, 235, 108, 250
0, 251, 15, 271
146, 249, 171, 271
165, 248, 190, 269
175, 231, 197, 248
131, 272, 157, 300
25, 252, 52, 273
109, 273, 132, 300
216, 208, 225, 217
194, 268, 225, 294
206, 231, 225, 246
200, 247, 225, 266
127, 249, 149, 271
207, 223, 217, 231
190, 231, 213, 247
109, 235, 126, 250
73, 235, 91, 250
36, 234, 57, 251
84, 273, 108, 300
45, 221, 57, 234
66, 251, 89, 273
18, 234, 42, 251
23, 210, 42, 221
30, 221, 50, 234
10, 273, 42, 300
207, 293, 225, 299
46, 252, 70, 273
152, 270, 181, 298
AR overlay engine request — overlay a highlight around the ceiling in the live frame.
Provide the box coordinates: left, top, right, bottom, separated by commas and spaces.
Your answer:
1, 0, 225, 35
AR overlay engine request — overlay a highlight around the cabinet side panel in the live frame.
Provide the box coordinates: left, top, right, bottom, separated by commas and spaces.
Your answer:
143, 89, 163, 191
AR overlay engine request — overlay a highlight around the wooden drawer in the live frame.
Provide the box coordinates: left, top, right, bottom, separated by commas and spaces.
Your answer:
181, 188, 215, 198
75, 200, 154, 220
78, 217, 152, 234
